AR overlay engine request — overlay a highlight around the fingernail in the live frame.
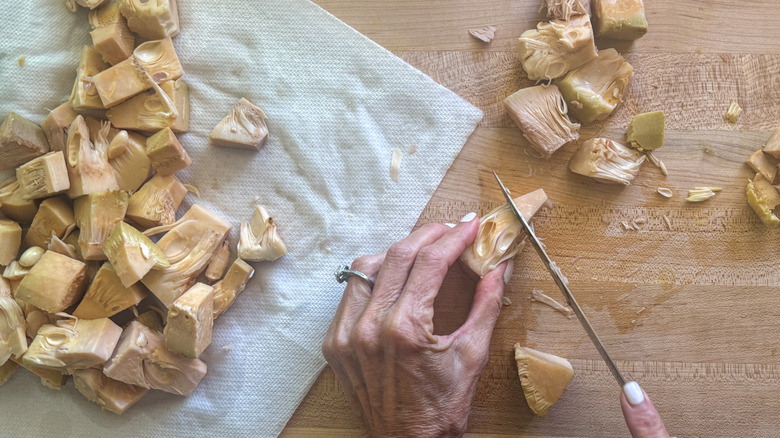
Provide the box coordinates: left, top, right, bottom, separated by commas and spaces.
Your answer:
623, 381, 645, 406
444, 222, 457, 228
460, 212, 477, 223
502, 259, 514, 285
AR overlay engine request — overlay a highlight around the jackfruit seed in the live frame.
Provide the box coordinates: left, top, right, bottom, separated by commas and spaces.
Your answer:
503, 85, 580, 158
18, 246, 44, 268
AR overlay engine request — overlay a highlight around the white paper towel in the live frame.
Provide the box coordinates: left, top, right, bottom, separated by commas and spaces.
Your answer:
0, 1, 483, 436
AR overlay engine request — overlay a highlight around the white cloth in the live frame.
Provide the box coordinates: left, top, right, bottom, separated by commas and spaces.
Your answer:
0, 1, 482, 436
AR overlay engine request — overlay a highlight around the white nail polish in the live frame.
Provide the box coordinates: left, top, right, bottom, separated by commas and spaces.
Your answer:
460, 212, 477, 223
502, 259, 514, 285
444, 222, 457, 228
623, 381, 645, 406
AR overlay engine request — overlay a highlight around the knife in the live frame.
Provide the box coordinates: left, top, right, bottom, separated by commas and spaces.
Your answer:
493, 170, 627, 387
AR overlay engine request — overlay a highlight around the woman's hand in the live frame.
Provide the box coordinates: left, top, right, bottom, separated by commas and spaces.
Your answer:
322, 213, 509, 437
621, 381, 670, 438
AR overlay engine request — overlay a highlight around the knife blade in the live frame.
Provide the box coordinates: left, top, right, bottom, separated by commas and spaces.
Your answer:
493, 170, 627, 387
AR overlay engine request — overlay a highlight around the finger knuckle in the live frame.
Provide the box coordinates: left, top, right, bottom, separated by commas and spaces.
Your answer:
633, 410, 665, 433
386, 242, 418, 265
417, 245, 448, 268
351, 322, 380, 354
351, 255, 378, 273
383, 314, 417, 349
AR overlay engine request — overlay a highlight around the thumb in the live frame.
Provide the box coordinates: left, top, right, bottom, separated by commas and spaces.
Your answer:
450, 261, 507, 349
620, 381, 670, 438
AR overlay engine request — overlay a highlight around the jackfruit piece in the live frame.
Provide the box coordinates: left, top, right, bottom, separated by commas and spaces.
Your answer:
108, 130, 155, 192
93, 37, 183, 108
543, 0, 590, 21
126, 174, 187, 229
74, 190, 130, 260
763, 127, 780, 160
0, 360, 19, 385
238, 205, 287, 262
16, 151, 71, 200
517, 15, 597, 81
76, 0, 108, 9
117, 0, 180, 40
2, 262, 29, 281
0, 112, 50, 171
103, 221, 170, 288
65, 116, 119, 198
15, 251, 88, 313
205, 240, 230, 283
626, 111, 665, 152
555, 48, 633, 125
504, 84, 580, 158
514, 344, 574, 417
747, 173, 780, 227
461, 189, 548, 277
0, 219, 22, 266
23, 196, 75, 249
106, 79, 190, 133
68, 46, 110, 115
746, 150, 778, 184
10, 356, 67, 390
23, 317, 122, 372
0, 297, 28, 364
0, 178, 38, 225
134, 310, 163, 332
142, 205, 232, 307
569, 138, 645, 185
0, 277, 10, 298
209, 98, 269, 151
73, 368, 149, 414
89, 2, 134, 65
145, 127, 191, 176
73, 263, 146, 320
592, 0, 648, 40
41, 103, 78, 152
212, 259, 255, 319
104, 321, 207, 396
164, 283, 213, 358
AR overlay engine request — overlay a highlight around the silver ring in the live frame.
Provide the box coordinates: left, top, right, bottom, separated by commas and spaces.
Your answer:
335, 265, 374, 289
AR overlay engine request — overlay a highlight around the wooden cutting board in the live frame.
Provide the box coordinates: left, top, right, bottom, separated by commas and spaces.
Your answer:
283, 1, 780, 436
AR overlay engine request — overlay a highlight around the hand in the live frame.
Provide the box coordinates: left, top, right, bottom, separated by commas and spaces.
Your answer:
621, 381, 670, 438
322, 213, 509, 437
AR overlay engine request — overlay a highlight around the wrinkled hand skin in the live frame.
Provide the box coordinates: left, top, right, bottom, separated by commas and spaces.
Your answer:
620, 388, 670, 438
322, 219, 508, 437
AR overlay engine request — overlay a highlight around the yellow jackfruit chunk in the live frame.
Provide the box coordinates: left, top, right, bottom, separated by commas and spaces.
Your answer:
746, 150, 778, 185
543, 0, 590, 21
23, 317, 122, 372
764, 127, 780, 159
0, 360, 19, 385
15, 251, 88, 313
209, 98, 269, 151
212, 259, 255, 319
164, 283, 214, 358
592, 0, 648, 40
68, 46, 110, 115
23, 196, 75, 250
238, 205, 288, 262
461, 189, 548, 277
10, 356, 67, 390
73, 263, 147, 319
514, 344, 574, 417
107, 79, 190, 133
103, 221, 170, 287
73, 368, 149, 415
145, 127, 192, 176
626, 111, 665, 152
93, 37, 184, 108
0, 219, 22, 266
518, 15, 597, 81
747, 173, 780, 227
569, 138, 645, 185
0, 297, 28, 364
555, 48, 633, 125
142, 205, 232, 307
89, 2, 135, 65
41, 103, 77, 152
117, 0, 180, 40
65, 116, 120, 198
0, 178, 38, 224
504, 85, 580, 158
74, 190, 130, 260
108, 130, 154, 193
16, 151, 71, 200
0, 112, 50, 171
104, 321, 207, 396
126, 174, 187, 229
134, 310, 164, 332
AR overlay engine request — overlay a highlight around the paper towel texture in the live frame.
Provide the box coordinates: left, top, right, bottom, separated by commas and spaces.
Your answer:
0, 1, 482, 436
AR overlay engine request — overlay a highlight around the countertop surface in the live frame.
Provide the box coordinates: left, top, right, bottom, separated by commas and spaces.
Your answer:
283, 1, 780, 436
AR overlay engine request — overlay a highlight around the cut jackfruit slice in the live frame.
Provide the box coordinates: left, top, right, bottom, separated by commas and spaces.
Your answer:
517, 15, 597, 81
569, 138, 645, 185
514, 344, 574, 418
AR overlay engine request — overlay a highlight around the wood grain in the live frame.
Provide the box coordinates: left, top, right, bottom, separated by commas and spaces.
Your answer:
287, 0, 780, 436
